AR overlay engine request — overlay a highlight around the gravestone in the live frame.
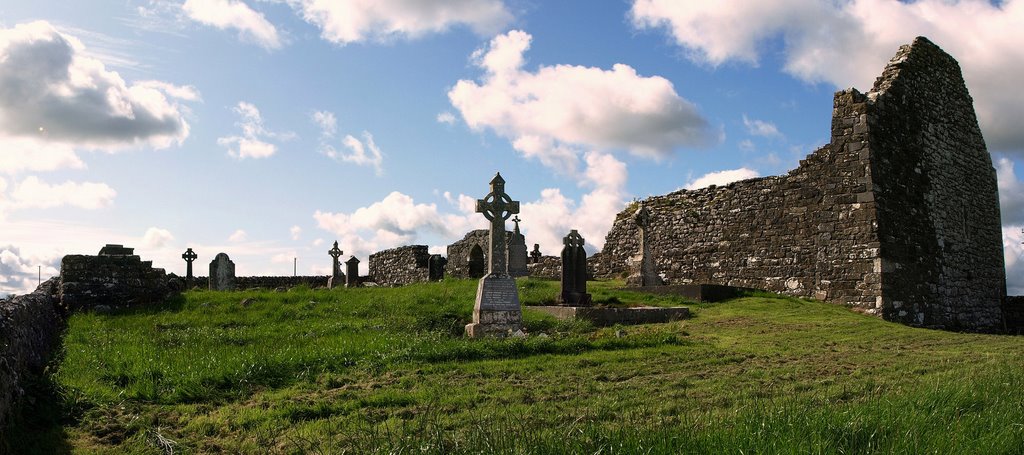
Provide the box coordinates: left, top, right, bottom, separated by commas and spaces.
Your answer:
209, 252, 236, 291
557, 230, 592, 306
507, 215, 529, 277
345, 256, 360, 288
327, 241, 345, 289
530, 244, 542, 264
428, 254, 447, 281
625, 203, 664, 287
181, 247, 197, 288
465, 172, 523, 338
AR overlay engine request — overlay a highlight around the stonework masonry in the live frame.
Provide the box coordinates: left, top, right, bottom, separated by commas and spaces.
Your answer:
369, 245, 432, 286
446, 230, 491, 279
599, 37, 1005, 331
0, 278, 62, 429
60, 245, 172, 311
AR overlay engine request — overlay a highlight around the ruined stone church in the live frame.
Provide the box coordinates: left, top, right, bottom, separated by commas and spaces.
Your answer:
599, 37, 1005, 331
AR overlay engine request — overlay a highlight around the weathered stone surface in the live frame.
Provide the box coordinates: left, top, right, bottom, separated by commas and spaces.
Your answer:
598, 37, 1005, 332
507, 216, 529, 277
558, 230, 592, 306
428, 254, 446, 281
60, 246, 171, 310
345, 256, 361, 288
526, 255, 561, 279
0, 278, 61, 429
368, 245, 431, 286
466, 172, 523, 337
625, 203, 664, 287
328, 241, 345, 289
446, 230, 489, 279
209, 253, 236, 291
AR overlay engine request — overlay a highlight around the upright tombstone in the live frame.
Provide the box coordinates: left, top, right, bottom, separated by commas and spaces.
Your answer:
345, 256, 360, 288
181, 248, 198, 288
557, 230, 592, 306
428, 254, 447, 281
327, 241, 345, 289
507, 215, 529, 277
465, 173, 523, 338
209, 252, 236, 291
530, 244, 542, 264
626, 203, 664, 287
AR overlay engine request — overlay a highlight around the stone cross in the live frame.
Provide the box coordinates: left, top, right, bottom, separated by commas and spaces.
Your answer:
558, 230, 592, 306
475, 172, 520, 276
507, 215, 528, 277
466, 172, 523, 338
626, 202, 663, 287
345, 256, 360, 288
181, 247, 197, 288
328, 241, 344, 289
530, 243, 542, 263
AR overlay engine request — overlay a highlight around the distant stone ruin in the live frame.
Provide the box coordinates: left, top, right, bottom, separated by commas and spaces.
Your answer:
369, 245, 432, 286
599, 37, 1005, 331
60, 244, 172, 311
446, 230, 490, 279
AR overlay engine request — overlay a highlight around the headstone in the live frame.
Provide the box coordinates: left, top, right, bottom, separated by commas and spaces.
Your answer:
345, 256, 360, 288
428, 254, 447, 281
530, 243, 542, 264
209, 252, 236, 291
507, 215, 529, 277
181, 247, 198, 288
327, 240, 345, 289
557, 230, 592, 306
626, 203, 664, 287
465, 172, 523, 338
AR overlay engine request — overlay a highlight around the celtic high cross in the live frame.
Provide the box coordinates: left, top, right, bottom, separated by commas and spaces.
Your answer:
181, 247, 198, 287
476, 172, 520, 276
328, 241, 343, 277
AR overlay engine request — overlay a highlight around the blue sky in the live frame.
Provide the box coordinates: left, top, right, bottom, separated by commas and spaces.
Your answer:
1, 0, 1023, 295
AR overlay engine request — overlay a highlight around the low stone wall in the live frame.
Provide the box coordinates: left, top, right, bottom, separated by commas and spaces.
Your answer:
527, 256, 561, 280
59, 250, 171, 311
0, 278, 62, 429
369, 245, 431, 286
1004, 296, 1024, 334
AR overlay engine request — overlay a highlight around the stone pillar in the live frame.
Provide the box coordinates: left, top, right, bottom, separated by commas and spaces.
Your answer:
345, 256, 360, 288
557, 230, 592, 306
328, 241, 344, 289
507, 216, 529, 277
181, 248, 197, 288
626, 203, 663, 287
466, 172, 523, 338
209, 253, 236, 291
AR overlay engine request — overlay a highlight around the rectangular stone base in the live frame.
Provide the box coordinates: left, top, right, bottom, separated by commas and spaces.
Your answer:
466, 274, 522, 337
530, 306, 689, 326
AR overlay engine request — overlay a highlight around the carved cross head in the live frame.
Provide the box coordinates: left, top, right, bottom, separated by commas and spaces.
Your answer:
181, 248, 197, 262
476, 172, 520, 221
563, 229, 585, 249
328, 241, 343, 259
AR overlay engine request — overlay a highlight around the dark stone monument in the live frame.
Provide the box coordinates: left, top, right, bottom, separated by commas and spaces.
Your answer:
466, 172, 523, 338
530, 243, 542, 264
181, 247, 197, 288
328, 241, 345, 289
428, 254, 447, 281
557, 230, 592, 306
345, 256, 360, 288
209, 252, 236, 291
507, 215, 528, 277
625, 203, 663, 287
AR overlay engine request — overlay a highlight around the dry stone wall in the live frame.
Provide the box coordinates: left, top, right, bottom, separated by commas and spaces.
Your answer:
60, 245, 172, 311
599, 37, 1004, 331
369, 245, 432, 286
0, 278, 61, 429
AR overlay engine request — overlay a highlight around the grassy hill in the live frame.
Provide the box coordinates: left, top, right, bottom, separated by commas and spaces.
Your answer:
7, 278, 1024, 454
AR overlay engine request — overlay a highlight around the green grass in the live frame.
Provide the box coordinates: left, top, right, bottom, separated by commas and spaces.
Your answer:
5, 277, 1024, 454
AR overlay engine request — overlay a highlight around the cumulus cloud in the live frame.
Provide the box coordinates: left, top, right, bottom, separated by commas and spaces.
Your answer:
228, 229, 248, 242
436, 111, 457, 125
142, 227, 174, 248
290, 225, 302, 241
0, 245, 60, 296
997, 157, 1024, 225
312, 110, 337, 137
182, 0, 282, 49
448, 30, 716, 177
312, 110, 385, 175
291, 0, 512, 45
685, 167, 761, 190
742, 114, 783, 139
2, 176, 116, 212
218, 102, 286, 159
1004, 226, 1024, 295
0, 21, 192, 173
629, 0, 1024, 154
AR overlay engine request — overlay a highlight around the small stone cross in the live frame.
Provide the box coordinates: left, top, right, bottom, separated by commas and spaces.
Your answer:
512, 215, 522, 233
328, 241, 343, 277
181, 247, 197, 286
476, 173, 520, 275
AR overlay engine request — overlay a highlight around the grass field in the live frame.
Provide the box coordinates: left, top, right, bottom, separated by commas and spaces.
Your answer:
6, 278, 1024, 454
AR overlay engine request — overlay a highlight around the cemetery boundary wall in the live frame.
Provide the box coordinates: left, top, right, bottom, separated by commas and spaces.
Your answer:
0, 278, 62, 430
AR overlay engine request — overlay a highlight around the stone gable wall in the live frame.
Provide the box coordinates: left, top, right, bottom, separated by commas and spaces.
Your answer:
59, 253, 171, 311
598, 37, 1004, 331
369, 245, 431, 286
446, 230, 490, 278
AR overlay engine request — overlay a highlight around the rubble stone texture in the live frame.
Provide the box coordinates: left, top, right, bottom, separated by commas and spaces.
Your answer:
208, 253, 236, 291
0, 278, 61, 428
60, 244, 171, 310
599, 37, 1005, 331
368, 245, 432, 286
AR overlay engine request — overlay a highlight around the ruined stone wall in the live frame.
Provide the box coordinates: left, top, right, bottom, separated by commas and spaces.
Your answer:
446, 230, 490, 278
600, 37, 1004, 331
0, 278, 62, 429
60, 252, 171, 311
526, 256, 561, 280
369, 245, 431, 286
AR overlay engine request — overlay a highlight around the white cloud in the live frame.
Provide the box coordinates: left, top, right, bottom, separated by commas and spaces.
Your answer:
182, 0, 282, 49
0, 245, 60, 296
312, 110, 337, 137
997, 157, 1024, 225
629, 0, 1024, 154
3, 176, 115, 212
136, 80, 203, 102
312, 110, 385, 174
685, 167, 761, 190
436, 111, 457, 125
738, 139, 756, 152
1003, 225, 1024, 295
218, 101, 283, 159
142, 227, 174, 248
291, 0, 513, 45
290, 225, 302, 241
449, 30, 716, 177
0, 21, 192, 173
228, 229, 248, 242
742, 114, 782, 139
